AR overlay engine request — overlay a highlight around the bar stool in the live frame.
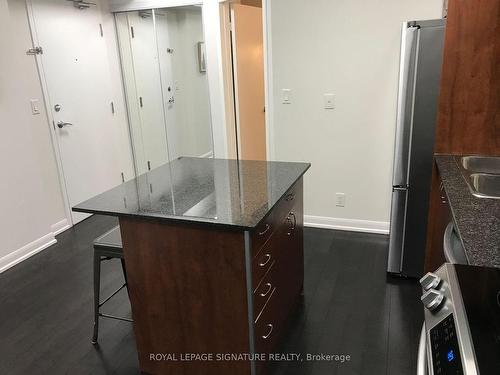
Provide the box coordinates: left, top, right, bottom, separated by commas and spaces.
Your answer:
92, 226, 132, 344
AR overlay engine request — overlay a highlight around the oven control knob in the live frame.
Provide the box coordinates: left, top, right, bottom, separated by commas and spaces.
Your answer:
421, 289, 444, 311
419, 272, 441, 290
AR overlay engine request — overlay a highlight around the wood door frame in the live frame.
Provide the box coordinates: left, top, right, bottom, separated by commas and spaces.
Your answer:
25, 0, 73, 228
262, 0, 274, 160
222, 0, 270, 161
229, 3, 243, 158
219, 1, 238, 159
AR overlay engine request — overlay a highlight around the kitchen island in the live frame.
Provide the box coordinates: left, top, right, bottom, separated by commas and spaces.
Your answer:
73, 157, 310, 375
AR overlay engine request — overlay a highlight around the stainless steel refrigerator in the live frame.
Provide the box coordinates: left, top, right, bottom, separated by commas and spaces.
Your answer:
387, 19, 446, 278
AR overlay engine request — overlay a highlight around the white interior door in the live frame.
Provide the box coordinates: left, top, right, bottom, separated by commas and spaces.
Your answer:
30, 0, 134, 224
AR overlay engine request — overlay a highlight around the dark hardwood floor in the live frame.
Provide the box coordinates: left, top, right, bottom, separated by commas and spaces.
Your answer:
0, 215, 423, 375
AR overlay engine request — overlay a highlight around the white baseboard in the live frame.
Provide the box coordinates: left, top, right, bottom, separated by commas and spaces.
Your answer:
304, 215, 390, 235
51, 218, 71, 236
199, 150, 214, 158
0, 233, 56, 274
0, 218, 72, 274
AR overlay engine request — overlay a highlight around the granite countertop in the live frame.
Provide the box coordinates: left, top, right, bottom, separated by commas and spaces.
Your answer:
73, 157, 310, 230
435, 155, 500, 268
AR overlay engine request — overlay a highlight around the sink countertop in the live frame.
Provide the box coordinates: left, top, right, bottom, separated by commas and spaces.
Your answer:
435, 155, 500, 268
73, 157, 310, 230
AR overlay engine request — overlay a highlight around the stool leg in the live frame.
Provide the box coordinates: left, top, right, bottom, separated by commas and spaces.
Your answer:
92, 252, 101, 344
120, 258, 130, 297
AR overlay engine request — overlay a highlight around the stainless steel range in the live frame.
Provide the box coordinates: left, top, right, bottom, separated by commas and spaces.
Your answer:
418, 263, 500, 375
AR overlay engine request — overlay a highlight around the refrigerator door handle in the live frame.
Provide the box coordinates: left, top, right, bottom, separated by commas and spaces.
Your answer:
391, 23, 419, 187
387, 189, 409, 274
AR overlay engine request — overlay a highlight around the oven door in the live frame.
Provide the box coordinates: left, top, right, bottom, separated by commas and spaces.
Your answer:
417, 323, 429, 375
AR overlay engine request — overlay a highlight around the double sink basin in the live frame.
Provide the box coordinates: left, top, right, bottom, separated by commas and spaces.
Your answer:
456, 156, 500, 199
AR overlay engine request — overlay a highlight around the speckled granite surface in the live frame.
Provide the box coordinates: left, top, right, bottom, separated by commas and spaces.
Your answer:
435, 155, 500, 268
73, 157, 310, 230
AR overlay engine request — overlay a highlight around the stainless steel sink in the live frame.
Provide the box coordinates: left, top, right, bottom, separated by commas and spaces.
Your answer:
461, 155, 500, 174
470, 173, 500, 198
456, 155, 500, 199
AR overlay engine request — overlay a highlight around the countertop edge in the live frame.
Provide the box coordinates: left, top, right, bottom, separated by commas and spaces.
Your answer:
73, 164, 311, 231
434, 154, 500, 269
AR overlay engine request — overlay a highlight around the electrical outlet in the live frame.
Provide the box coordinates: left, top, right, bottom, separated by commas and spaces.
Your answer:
335, 193, 345, 207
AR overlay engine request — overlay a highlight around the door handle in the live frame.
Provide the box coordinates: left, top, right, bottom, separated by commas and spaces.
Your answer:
57, 121, 73, 129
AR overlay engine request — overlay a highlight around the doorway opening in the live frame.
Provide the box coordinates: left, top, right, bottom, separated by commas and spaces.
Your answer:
220, 0, 267, 161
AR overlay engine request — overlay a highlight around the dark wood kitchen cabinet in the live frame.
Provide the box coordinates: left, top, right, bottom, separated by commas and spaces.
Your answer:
425, 0, 500, 269
252, 181, 304, 375
424, 166, 451, 272
434, 0, 500, 154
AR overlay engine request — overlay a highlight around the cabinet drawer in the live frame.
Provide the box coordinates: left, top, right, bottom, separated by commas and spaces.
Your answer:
253, 262, 279, 316
252, 239, 279, 290
252, 214, 275, 257
251, 182, 300, 257
254, 286, 281, 356
252, 217, 292, 290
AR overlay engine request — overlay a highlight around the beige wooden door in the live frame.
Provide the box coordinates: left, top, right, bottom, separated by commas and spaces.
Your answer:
231, 4, 266, 161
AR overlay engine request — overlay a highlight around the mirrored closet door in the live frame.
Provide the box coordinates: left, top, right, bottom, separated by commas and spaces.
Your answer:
115, 5, 214, 175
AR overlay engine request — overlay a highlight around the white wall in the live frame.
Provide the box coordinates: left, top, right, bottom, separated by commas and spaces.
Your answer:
0, 0, 67, 272
268, 0, 443, 233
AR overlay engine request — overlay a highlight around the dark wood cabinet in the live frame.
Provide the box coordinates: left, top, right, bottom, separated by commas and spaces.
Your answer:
434, 0, 500, 154
425, 0, 500, 268
119, 178, 304, 375
252, 179, 304, 375
424, 165, 451, 272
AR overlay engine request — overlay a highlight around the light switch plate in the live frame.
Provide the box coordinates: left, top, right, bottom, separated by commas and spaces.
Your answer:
281, 89, 292, 104
324, 93, 335, 109
30, 99, 41, 115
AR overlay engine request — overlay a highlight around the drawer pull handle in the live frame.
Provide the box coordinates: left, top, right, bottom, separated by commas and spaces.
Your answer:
287, 212, 296, 235
285, 193, 295, 201
260, 283, 272, 297
262, 324, 273, 339
258, 223, 271, 236
259, 253, 272, 267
